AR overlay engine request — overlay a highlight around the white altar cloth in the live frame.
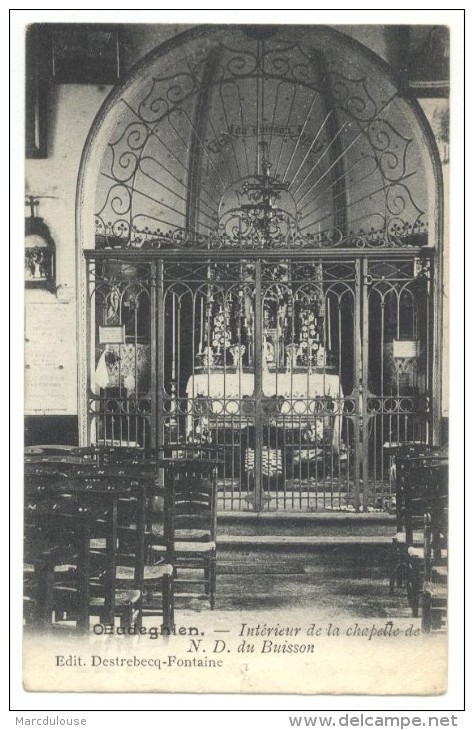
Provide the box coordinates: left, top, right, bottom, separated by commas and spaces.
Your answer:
185, 371, 343, 447
186, 371, 341, 399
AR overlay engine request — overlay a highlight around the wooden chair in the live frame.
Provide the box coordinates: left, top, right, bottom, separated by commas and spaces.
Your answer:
90, 442, 223, 464
88, 443, 223, 610
421, 461, 448, 633
89, 445, 152, 466
71, 448, 177, 629
154, 458, 219, 609
389, 445, 428, 598
388, 449, 448, 619
24, 465, 174, 633
24, 473, 79, 628
24, 470, 141, 632
24, 445, 94, 457
66, 466, 175, 632
405, 456, 448, 621
389, 447, 445, 593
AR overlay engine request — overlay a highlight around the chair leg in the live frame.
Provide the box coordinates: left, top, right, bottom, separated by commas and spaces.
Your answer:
204, 563, 210, 596
389, 573, 395, 596
162, 575, 174, 633
389, 543, 406, 595
421, 590, 431, 633
389, 554, 399, 595
209, 558, 216, 610
120, 604, 133, 631
36, 563, 54, 629
407, 562, 421, 618
396, 570, 404, 589
389, 548, 407, 596
135, 593, 143, 631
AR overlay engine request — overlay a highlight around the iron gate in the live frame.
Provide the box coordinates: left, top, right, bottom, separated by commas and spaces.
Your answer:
86, 250, 432, 512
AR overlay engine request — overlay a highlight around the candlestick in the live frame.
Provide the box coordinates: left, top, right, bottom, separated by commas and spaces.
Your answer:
327, 297, 332, 351
172, 294, 176, 381
199, 295, 203, 354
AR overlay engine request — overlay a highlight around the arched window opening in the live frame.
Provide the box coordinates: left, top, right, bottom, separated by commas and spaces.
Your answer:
77, 25, 442, 512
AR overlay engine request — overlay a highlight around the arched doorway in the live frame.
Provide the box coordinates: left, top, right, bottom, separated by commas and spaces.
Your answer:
77, 25, 443, 511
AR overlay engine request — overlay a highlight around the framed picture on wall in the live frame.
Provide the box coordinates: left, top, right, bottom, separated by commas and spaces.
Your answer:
25, 25, 50, 158
25, 77, 48, 159
24, 198, 56, 292
406, 25, 450, 97
51, 24, 121, 84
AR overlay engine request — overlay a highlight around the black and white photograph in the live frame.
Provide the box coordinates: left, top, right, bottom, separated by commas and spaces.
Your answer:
15, 10, 463, 704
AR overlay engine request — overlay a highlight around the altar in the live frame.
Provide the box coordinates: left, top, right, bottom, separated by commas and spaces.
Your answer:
185, 370, 342, 449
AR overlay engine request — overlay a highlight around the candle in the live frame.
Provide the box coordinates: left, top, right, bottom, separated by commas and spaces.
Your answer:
347, 187, 352, 233
199, 295, 203, 354
172, 294, 176, 381
327, 297, 332, 351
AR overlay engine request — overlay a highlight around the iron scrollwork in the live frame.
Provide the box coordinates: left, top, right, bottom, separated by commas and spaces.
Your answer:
94, 34, 429, 252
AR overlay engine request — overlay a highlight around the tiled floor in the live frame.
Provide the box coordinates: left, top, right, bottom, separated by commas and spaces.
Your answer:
173, 544, 413, 621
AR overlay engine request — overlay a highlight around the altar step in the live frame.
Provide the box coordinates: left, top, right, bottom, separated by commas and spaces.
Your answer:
217, 535, 393, 548
216, 511, 396, 539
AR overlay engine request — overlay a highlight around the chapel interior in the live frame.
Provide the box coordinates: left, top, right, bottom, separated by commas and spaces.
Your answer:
23, 22, 450, 643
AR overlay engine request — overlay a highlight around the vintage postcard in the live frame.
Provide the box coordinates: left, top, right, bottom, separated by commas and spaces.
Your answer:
21, 15, 454, 696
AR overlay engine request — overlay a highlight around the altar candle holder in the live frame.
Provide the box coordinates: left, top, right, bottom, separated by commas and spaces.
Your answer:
198, 295, 204, 354
171, 294, 176, 382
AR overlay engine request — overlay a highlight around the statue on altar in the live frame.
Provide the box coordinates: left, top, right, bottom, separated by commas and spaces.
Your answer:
229, 344, 246, 369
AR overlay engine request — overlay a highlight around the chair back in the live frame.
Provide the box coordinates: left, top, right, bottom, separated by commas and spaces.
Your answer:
24, 445, 92, 456
91, 445, 159, 466
398, 450, 448, 544
164, 459, 218, 547
24, 462, 144, 623
24, 469, 95, 630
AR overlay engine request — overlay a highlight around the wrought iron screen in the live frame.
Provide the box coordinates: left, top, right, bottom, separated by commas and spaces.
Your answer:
87, 259, 154, 450
86, 252, 432, 512
93, 27, 429, 254
160, 257, 357, 511
81, 26, 438, 510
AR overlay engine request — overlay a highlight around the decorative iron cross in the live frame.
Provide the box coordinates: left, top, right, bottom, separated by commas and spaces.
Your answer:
25, 195, 40, 219
240, 142, 290, 207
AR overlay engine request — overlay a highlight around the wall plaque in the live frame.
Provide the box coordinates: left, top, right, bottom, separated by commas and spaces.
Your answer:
24, 302, 76, 415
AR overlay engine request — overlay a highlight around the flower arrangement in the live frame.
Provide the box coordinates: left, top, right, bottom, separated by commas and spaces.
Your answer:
211, 306, 232, 358
298, 305, 323, 366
